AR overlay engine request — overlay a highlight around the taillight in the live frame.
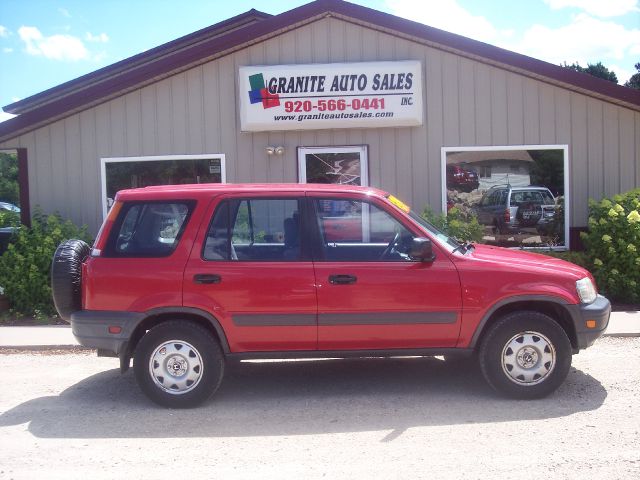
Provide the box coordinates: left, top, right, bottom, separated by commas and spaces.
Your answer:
503, 208, 511, 223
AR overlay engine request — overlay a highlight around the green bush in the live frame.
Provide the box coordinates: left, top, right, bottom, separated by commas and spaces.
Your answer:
422, 206, 484, 243
580, 188, 640, 303
536, 250, 589, 269
0, 210, 20, 228
0, 210, 92, 317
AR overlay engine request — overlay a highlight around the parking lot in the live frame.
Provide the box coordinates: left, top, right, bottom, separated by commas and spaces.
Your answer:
1, 337, 639, 479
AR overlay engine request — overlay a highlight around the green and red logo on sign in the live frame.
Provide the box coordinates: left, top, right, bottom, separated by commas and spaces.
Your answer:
248, 73, 280, 109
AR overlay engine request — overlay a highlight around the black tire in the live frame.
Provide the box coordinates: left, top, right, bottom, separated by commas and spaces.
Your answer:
516, 202, 542, 227
134, 321, 224, 408
478, 311, 571, 399
51, 239, 91, 322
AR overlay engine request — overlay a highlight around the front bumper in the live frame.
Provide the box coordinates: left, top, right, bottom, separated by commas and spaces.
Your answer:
70, 310, 145, 354
568, 294, 611, 350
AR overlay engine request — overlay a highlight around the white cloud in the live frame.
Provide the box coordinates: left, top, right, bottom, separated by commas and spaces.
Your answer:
58, 7, 71, 18
502, 13, 640, 66
0, 25, 8, 38
386, 0, 639, 84
543, 0, 639, 18
85, 32, 109, 43
609, 64, 635, 84
18, 26, 89, 61
385, 0, 510, 44
92, 51, 108, 62
3, 47, 13, 53
0, 111, 17, 123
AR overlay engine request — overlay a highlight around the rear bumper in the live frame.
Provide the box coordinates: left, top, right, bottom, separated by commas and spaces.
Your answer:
70, 310, 144, 354
568, 295, 611, 350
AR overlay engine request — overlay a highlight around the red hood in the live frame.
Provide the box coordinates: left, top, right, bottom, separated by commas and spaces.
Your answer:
463, 244, 590, 281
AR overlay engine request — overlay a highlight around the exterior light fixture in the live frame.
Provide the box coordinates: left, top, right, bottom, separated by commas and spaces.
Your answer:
265, 146, 285, 155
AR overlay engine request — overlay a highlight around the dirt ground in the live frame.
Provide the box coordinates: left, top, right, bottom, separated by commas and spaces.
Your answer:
1, 337, 639, 479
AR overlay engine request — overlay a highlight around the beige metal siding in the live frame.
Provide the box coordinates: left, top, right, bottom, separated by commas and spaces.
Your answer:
1, 16, 639, 234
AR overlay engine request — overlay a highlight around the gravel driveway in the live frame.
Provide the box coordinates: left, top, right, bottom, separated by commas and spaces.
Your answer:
1, 337, 639, 479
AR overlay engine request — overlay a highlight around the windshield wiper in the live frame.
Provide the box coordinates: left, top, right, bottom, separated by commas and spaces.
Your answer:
452, 241, 474, 254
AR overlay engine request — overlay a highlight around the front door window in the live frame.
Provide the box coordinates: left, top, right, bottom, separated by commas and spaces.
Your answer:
313, 198, 415, 262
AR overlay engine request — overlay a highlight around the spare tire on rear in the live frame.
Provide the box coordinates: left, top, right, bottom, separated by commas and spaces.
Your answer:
516, 202, 542, 227
51, 239, 90, 322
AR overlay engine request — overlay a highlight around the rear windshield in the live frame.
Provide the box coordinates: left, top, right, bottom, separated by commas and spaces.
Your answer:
510, 190, 555, 205
104, 201, 194, 257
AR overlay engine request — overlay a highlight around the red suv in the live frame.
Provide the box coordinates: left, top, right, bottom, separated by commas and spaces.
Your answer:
52, 184, 610, 408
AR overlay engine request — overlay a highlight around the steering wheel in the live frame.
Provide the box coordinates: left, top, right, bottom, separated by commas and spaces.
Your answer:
379, 232, 401, 260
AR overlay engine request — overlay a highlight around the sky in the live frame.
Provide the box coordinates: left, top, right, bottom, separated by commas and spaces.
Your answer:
0, 0, 638, 123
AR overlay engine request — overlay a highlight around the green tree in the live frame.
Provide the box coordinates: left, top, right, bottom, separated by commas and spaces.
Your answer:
562, 61, 618, 83
0, 152, 19, 205
624, 62, 640, 90
528, 149, 564, 196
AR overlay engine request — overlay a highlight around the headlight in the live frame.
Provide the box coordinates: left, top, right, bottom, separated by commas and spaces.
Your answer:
576, 277, 597, 304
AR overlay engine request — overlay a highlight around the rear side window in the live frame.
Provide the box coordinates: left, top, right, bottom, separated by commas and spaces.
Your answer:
106, 201, 193, 257
203, 198, 302, 261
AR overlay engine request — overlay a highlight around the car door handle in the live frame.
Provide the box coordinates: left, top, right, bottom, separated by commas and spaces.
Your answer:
193, 274, 222, 284
329, 274, 357, 285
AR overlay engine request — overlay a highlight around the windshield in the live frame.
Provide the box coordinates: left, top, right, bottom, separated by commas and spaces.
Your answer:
385, 194, 462, 252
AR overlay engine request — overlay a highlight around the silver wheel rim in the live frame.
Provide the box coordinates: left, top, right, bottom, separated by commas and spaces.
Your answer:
149, 340, 203, 395
501, 331, 555, 385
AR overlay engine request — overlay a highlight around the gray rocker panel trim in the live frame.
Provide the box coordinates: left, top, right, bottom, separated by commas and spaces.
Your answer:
318, 311, 457, 325
229, 347, 474, 361
231, 311, 458, 327
232, 314, 317, 327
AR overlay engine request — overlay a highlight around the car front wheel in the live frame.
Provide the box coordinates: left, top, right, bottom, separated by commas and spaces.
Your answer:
134, 321, 224, 408
478, 311, 572, 399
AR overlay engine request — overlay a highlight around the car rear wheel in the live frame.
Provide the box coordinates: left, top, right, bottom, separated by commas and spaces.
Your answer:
134, 321, 224, 408
478, 311, 571, 399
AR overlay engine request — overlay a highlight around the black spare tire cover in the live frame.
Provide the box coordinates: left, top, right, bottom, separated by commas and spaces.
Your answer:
51, 239, 90, 322
516, 202, 542, 227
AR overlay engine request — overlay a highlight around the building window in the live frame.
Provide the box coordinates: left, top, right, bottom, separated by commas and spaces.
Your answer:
442, 146, 569, 250
297, 146, 368, 186
101, 154, 225, 218
479, 166, 492, 178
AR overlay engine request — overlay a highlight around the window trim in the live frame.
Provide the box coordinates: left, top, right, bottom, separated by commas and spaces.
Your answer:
100, 154, 226, 219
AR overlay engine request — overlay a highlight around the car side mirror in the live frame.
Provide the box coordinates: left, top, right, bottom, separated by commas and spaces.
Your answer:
410, 237, 436, 262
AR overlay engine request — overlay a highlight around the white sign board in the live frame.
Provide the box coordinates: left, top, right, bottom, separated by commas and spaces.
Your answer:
239, 61, 423, 131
